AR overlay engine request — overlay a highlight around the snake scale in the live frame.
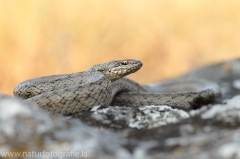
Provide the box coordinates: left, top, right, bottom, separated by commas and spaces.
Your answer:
14, 59, 221, 115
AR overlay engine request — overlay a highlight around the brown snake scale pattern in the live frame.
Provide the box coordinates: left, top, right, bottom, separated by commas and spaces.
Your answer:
14, 59, 220, 115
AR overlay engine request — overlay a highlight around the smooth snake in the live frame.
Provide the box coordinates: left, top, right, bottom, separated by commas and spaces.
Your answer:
14, 59, 220, 115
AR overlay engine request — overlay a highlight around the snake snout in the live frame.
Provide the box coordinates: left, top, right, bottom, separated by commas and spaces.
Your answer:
107, 59, 143, 81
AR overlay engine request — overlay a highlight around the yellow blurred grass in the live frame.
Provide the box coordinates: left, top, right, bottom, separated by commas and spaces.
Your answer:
0, 0, 240, 95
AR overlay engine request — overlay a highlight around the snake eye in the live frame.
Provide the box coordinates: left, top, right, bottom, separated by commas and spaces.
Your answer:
97, 69, 104, 72
121, 60, 128, 65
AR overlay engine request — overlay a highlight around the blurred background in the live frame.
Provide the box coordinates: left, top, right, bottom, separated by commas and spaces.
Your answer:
0, 0, 240, 95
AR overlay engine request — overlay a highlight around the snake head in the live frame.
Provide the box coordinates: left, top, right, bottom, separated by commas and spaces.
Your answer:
85, 59, 143, 81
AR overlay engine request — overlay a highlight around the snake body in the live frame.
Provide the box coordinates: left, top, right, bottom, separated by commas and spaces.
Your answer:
14, 59, 220, 115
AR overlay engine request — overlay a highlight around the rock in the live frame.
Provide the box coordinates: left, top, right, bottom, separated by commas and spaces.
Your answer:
76, 105, 190, 129
0, 58, 240, 159
182, 58, 240, 99
75, 95, 240, 159
0, 95, 131, 159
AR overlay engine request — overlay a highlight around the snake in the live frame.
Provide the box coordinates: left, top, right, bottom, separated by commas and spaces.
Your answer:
13, 59, 221, 115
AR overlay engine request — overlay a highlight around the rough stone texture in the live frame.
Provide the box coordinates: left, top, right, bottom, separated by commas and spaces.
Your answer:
0, 95, 132, 159
0, 58, 240, 159
89, 105, 190, 129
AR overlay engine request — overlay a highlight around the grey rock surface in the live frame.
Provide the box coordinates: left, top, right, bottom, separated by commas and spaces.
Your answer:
0, 95, 131, 159
0, 58, 240, 159
90, 105, 190, 129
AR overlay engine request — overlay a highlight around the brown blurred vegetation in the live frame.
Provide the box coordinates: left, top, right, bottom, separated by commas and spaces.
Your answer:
0, 0, 240, 95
